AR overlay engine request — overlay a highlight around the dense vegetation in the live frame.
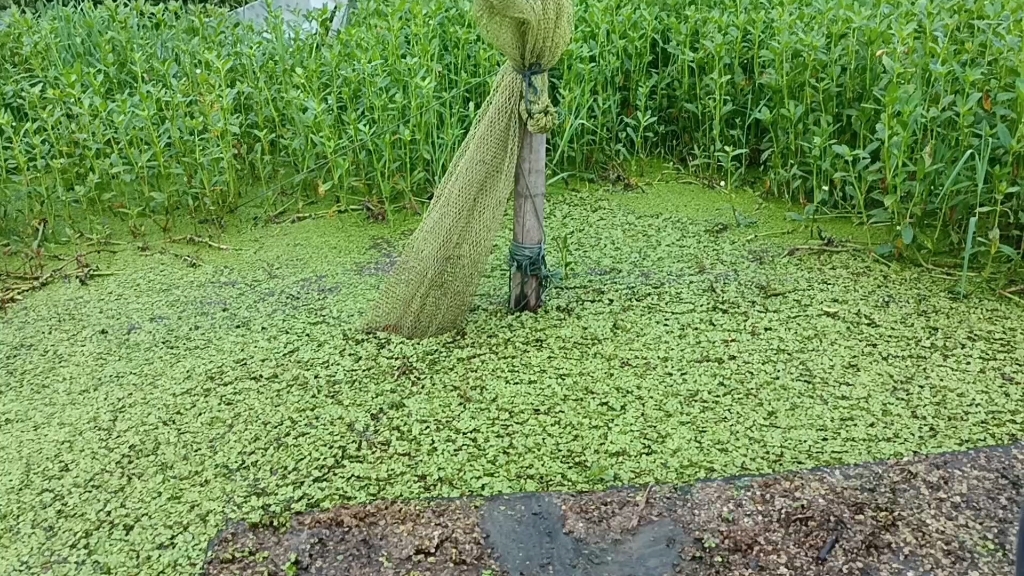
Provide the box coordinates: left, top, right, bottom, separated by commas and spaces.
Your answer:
2, 179, 1023, 575
0, 0, 1022, 283
2, 1, 1023, 572
0, 0, 1019, 278
0, 0, 245, 12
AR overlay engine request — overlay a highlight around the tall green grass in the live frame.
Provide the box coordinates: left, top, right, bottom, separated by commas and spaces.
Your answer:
0, 0, 498, 238
644, 0, 1024, 275
1, 0, 1022, 278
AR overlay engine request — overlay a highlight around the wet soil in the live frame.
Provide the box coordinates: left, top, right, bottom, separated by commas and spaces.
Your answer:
204, 442, 1024, 576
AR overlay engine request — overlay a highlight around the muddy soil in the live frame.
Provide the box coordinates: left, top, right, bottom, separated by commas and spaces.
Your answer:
204, 442, 1023, 576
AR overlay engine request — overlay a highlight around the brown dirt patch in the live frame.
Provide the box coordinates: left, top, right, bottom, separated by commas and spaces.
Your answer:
204, 443, 1024, 575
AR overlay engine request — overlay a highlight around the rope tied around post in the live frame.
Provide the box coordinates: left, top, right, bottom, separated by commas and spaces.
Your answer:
520, 62, 558, 134
508, 241, 562, 310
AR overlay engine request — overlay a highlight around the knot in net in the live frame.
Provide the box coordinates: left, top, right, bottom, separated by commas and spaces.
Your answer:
520, 63, 558, 134
363, 0, 574, 339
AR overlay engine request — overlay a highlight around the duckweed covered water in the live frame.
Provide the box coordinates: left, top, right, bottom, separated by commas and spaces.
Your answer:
1, 180, 1022, 574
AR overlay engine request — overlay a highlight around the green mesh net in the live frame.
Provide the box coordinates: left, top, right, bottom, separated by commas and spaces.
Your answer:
363, 0, 574, 339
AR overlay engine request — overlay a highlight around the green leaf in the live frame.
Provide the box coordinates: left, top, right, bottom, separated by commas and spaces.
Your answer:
987, 226, 1000, 245
901, 223, 914, 245
996, 123, 1012, 149
831, 144, 851, 157
997, 243, 1019, 260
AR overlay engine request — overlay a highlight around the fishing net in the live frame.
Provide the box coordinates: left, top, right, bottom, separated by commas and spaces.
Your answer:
363, 0, 574, 339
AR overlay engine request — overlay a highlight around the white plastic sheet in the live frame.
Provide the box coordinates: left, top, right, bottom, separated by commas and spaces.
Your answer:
230, 0, 349, 37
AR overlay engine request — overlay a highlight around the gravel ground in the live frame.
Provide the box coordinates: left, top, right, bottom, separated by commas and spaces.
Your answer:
205, 442, 1024, 575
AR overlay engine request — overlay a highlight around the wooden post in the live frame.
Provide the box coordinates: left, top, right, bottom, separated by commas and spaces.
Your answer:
510, 126, 545, 312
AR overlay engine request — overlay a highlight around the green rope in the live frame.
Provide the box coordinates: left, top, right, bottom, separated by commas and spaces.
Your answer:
508, 241, 562, 309
517, 61, 558, 134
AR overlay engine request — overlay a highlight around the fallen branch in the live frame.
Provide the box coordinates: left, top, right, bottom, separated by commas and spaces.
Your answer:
1, 271, 42, 281
262, 198, 297, 221
999, 290, 1024, 304
82, 238, 130, 247
785, 245, 858, 257
1, 250, 118, 309
168, 235, 233, 251
272, 204, 364, 224
870, 252, 894, 267
141, 247, 203, 267
743, 229, 792, 242
916, 254, 981, 277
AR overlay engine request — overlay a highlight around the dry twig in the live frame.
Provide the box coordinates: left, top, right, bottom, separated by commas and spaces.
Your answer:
270, 204, 364, 224
785, 245, 858, 257
870, 252, 895, 267
629, 484, 654, 530
743, 229, 792, 242
169, 235, 233, 251
999, 290, 1024, 304
1, 250, 119, 309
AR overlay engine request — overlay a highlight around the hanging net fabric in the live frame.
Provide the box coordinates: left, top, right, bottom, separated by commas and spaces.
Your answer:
362, 0, 574, 339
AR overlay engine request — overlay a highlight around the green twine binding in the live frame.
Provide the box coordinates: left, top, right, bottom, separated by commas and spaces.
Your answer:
517, 62, 558, 134
521, 62, 545, 120
508, 241, 562, 309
